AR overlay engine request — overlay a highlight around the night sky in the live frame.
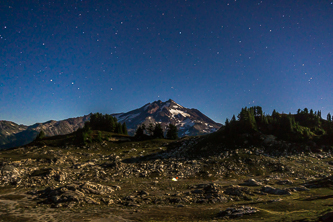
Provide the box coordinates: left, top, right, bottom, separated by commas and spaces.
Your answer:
1, 1, 333, 125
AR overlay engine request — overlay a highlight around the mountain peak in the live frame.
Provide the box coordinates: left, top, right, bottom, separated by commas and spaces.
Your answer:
114, 99, 221, 137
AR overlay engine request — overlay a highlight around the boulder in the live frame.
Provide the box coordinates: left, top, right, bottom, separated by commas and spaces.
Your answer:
218, 206, 259, 218
263, 135, 276, 144
29, 181, 115, 207
261, 185, 291, 195
276, 179, 293, 185
224, 185, 250, 196
241, 179, 262, 186
0, 165, 23, 185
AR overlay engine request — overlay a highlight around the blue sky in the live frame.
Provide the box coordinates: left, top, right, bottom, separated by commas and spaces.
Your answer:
1, 0, 332, 125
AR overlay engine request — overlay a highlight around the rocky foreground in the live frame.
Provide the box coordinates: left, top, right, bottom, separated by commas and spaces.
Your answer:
0, 136, 333, 221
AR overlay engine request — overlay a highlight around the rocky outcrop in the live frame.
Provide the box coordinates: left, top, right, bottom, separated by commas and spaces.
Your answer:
240, 179, 262, 186
0, 165, 23, 186
261, 185, 291, 195
30, 181, 117, 208
218, 206, 259, 218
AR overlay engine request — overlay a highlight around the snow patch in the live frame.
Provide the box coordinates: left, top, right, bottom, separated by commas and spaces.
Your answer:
178, 118, 195, 127
169, 109, 190, 118
118, 113, 140, 122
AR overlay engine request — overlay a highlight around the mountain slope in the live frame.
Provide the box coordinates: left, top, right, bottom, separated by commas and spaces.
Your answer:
0, 115, 90, 149
113, 99, 222, 137
0, 99, 221, 149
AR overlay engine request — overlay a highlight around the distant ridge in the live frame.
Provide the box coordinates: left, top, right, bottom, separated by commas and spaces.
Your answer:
0, 115, 90, 149
0, 99, 221, 149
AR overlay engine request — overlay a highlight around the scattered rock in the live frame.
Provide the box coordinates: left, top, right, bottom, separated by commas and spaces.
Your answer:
241, 179, 262, 186
73, 161, 95, 169
218, 206, 259, 218
29, 181, 115, 207
276, 179, 293, 185
261, 185, 291, 195
224, 185, 251, 196
0, 165, 23, 185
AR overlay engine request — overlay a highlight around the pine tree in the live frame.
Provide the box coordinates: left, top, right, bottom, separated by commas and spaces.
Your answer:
122, 122, 128, 135
262, 115, 269, 125
327, 113, 332, 122
153, 123, 164, 138
96, 131, 103, 143
117, 122, 123, 134
225, 118, 230, 127
147, 123, 154, 136
35, 130, 45, 141
141, 123, 146, 134
237, 107, 257, 132
135, 125, 144, 138
166, 123, 178, 140
272, 109, 279, 120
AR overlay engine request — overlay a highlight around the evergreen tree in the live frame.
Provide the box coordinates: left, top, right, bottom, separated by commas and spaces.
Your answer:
122, 122, 128, 135
153, 123, 164, 138
96, 131, 103, 143
135, 125, 144, 138
225, 118, 229, 127
272, 109, 279, 121
35, 130, 46, 141
141, 123, 146, 134
327, 113, 332, 122
238, 107, 257, 132
304, 108, 309, 114
147, 123, 154, 136
116, 122, 123, 134
166, 123, 178, 140
262, 115, 269, 125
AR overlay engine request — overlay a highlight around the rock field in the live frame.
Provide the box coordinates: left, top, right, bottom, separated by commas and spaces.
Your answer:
0, 136, 333, 221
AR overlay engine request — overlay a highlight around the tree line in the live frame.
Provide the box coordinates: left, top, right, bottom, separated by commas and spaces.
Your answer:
76, 113, 128, 145
85, 113, 127, 135
224, 106, 333, 144
135, 123, 178, 140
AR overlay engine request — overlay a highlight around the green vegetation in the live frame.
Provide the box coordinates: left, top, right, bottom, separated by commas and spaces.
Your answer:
134, 123, 179, 140
85, 113, 127, 135
135, 123, 165, 139
34, 130, 45, 141
73, 113, 128, 145
166, 123, 179, 140
224, 106, 333, 146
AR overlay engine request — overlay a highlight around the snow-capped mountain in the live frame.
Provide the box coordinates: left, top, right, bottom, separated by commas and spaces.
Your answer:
113, 99, 222, 137
0, 99, 221, 149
